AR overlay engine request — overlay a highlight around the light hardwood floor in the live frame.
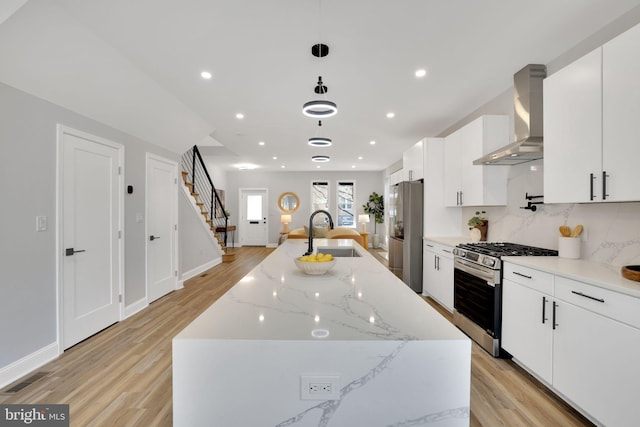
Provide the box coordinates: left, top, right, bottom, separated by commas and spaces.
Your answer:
2, 246, 594, 426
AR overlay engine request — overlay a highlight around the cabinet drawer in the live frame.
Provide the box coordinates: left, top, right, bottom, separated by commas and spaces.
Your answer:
555, 276, 640, 329
503, 263, 554, 295
423, 241, 454, 259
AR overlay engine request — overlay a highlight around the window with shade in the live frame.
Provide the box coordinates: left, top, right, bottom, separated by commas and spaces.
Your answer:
336, 181, 355, 228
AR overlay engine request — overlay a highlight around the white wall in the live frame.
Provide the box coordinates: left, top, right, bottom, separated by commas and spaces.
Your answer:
225, 170, 386, 246
0, 81, 212, 375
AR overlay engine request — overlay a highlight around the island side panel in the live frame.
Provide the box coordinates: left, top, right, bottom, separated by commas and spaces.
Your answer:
173, 339, 471, 427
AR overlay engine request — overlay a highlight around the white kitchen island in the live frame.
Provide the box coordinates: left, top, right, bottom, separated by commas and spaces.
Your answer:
173, 239, 471, 427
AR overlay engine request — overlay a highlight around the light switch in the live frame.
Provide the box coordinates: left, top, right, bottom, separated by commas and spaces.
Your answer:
36, 215, 48, 232
136, 213, 143, 223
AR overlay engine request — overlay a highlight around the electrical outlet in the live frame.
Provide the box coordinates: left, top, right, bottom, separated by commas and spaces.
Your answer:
300, 375, 340, 400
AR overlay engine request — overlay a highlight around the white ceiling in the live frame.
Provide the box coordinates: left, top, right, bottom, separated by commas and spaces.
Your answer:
1, 0, 640, 171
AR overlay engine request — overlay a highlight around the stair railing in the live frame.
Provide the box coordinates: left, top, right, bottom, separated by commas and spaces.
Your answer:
181, 145, 230, 248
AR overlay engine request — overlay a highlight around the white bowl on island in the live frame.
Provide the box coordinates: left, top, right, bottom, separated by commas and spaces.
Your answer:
294, 257, 336, 275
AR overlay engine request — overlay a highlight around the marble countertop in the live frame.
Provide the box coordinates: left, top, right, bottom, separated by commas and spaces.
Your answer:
503, 256, 640, 299
175, 239, 467, 342
423, 236, 472, 247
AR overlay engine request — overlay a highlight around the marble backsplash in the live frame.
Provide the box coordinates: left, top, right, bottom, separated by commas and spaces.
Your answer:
462, 160, 640, 266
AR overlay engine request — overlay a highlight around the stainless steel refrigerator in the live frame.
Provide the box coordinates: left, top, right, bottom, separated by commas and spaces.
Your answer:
388, 181, 423, 292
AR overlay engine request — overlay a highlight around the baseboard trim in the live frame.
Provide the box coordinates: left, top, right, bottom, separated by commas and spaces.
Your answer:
181, 258, 222, 282
0, 342, 59, 389
124, 297, 148, 319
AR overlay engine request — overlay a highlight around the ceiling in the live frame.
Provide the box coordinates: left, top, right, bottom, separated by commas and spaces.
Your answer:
1, 0, 640, 172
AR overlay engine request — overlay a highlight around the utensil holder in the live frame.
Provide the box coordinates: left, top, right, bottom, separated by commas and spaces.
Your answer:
559, 237, 581, 259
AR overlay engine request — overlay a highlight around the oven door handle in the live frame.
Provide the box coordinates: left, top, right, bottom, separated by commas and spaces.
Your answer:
454, 259, 496, 285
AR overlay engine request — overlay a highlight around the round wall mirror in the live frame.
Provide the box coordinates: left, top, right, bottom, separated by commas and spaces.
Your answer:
278, 192, 300, 213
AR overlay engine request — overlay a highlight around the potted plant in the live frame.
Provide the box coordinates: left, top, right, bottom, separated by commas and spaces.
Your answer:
468, 210, 488, 241
363, 192, 384, 248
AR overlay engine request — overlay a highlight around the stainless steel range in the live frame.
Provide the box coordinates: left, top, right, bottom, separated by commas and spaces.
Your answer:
452, 242, 558, 357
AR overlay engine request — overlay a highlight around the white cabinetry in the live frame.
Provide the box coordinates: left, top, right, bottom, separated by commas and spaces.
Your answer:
544, 22, 640, 203
444, 115, 509, 207
422, 240, 454, 311
402, 139, 424, 181
502, 264, 555, 383
389, 169, 403, 186
544, 48, 601, 203
502, 262, 640, 426
423, 138, 461, 236
602, 23, 640, 202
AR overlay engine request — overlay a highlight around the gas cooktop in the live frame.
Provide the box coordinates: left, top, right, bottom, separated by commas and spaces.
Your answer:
456, 242, 558, 258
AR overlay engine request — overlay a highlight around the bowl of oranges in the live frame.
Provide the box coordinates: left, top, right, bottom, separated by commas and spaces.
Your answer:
294, 252, 336, 275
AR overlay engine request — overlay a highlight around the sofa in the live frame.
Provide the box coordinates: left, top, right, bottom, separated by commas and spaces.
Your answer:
287, 226, 364, 247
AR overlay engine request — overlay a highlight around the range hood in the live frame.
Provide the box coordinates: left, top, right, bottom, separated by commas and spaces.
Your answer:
474, 64, 547, 165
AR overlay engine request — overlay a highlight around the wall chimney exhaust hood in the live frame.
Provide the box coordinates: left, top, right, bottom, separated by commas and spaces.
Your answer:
474, 64, 547, 165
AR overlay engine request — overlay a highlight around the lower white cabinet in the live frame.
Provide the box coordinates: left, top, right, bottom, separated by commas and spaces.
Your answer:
422, 240, 454, 311
501, 278, 553, 383
553, 283, 640, 427
502, 262, 640, 426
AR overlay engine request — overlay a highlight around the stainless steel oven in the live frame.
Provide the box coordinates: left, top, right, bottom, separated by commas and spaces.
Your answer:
453, 242, 558, 357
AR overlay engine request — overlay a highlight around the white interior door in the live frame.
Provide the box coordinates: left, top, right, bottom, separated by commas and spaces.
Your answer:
60, 127, 122, 349
146, 154, 178, 303
240, 189, 268, 246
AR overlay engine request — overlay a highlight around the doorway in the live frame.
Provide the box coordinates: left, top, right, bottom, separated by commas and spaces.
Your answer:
58, 126, 123, 350
239, 188, 268, 246
146, 154, 179, 303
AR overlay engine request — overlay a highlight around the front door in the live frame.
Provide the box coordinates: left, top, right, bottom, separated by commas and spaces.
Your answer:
60, 126, 123, 349
146, 154, 178, 303
240, 189, 268, 246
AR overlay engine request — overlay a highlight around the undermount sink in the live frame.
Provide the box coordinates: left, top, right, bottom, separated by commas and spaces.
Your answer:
317, 247, 361, 257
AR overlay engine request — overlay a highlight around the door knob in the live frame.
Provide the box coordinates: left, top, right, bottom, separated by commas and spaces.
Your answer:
150, 235, 160, 241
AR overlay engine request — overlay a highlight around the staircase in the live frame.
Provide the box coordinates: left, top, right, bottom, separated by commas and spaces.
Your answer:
181, 146, 235, 262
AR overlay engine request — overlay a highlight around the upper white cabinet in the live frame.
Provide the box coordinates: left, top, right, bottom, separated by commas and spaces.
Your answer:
544, 48, 602, 203
602, 23, 640, 202
444, 115, 509, 207
402, 139, 424, 181
424, 138, 461, 236
544, 22, 640, 203
389, 169, 403, 186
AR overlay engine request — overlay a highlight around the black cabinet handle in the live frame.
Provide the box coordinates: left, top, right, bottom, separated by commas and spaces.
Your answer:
150, 235, 160, 241
552, 301, 558, 330
460, 191, 463, 206
542, 296, 547, 324
571, 290, 605, 303
513, 271, 532, 279
65, 248, 86, 256
590, 173, 595, 201
602, 171, 609, 200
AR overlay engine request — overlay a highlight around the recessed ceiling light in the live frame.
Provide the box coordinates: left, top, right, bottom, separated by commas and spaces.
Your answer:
316, 165, 321, 169
281, 165, 286, 169
308, 137, 332, 147
234, 163, 258, 170
358, 156, 363, 160
272, 156, 277, 160
415, 68, 427, 78
236, 113, 244, 119
351, 165, 356, 169
370, 140, 376, 145
200, 71, 212, 79
312, 155, 330, 162
258, 141, 265, 146
386, 112, 395, 119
